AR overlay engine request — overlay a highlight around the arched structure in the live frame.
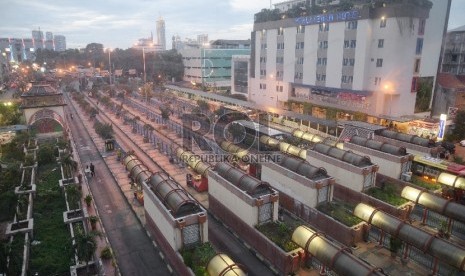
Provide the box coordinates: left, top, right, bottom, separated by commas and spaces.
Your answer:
148, 172, 201, 217
401, 186, 465, 223
206, 254, 246, 276
292, 226, 383, 275
437, 172, 465, 190
277, 154, 328, 181
349, 136, 407, 156
21, 83, 66, 137
377, 129, 433, 147
354, 203, 465, 271
313, 143, 372, 167
214, 162, 273, 197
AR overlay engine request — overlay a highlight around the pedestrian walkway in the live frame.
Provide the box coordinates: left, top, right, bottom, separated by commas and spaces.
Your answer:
67, 93, 172, 276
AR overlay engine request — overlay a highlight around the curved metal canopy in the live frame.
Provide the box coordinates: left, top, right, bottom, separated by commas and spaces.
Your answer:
206, 254, 246, 276
292, 226, 383, 276
176, 147, 212, 176
292, 129, 323, 144
437, 172, 465, 190
278, 154, 328, 180
401, 186, 465, 224
349, 135, 407, 156
378, 130, 432, 147
149, 172, 200, 217
313, 143, 372, 167
214, 162, 273, 197
220, 141, 251, 160
354, 203, 465, 271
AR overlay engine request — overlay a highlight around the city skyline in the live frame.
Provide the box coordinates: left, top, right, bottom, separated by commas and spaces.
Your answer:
0, 0, 464, 50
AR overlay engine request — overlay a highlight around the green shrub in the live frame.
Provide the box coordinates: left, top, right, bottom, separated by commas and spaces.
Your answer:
37, 144, 55, 165
100, 246, 112, 260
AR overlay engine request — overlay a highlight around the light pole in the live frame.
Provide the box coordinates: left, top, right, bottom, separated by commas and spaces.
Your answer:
107, 48, 112, 85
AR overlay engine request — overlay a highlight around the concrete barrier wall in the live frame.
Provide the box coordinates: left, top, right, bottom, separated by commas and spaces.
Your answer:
333, 183, 410, 220
145, 210, 192, 276
278, 192, 362, 247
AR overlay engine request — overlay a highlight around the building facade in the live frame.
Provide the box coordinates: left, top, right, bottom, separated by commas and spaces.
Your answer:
32, 29, 44, 49
156, 17, 166, 51
249, 0, 450, 120
441, 25, 465, 75
180, 41, 251, 89
231, 55, 250, 97
53, 35, 66, 52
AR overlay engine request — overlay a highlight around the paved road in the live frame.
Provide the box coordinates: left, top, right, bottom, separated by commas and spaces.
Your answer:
66, 96, 171, 276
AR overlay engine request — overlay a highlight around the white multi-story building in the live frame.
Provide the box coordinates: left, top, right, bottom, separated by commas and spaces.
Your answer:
249, 0, 450, 120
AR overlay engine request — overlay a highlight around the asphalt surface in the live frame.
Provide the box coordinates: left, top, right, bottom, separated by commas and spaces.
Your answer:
65, 95, 171, 276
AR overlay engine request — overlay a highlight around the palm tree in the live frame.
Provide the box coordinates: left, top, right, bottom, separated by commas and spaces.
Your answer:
60, 153, 77, 179
73, 228, 98, 274
66, 185, 82, 211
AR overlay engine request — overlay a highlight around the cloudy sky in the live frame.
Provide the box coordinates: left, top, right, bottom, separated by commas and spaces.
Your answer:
1, 0, 464, 49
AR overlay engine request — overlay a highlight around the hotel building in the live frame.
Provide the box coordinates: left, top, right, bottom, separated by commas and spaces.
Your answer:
249, 0, 450, 121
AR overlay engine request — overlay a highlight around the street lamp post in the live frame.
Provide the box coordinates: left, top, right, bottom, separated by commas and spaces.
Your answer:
107, 49, 112, 85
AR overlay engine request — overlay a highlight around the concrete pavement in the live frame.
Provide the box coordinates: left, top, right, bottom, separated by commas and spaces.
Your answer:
66, 93, 172, 276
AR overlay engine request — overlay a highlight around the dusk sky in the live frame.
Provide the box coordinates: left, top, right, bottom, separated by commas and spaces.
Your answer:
1, 0, 464, 49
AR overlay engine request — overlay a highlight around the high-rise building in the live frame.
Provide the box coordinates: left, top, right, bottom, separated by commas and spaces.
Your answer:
54, 35, 66, 52
156, 17, 166, 51
46, 32, 53, 40
249, 0, 450, 120
32, 29, 44, 49
441, 25, 465, 75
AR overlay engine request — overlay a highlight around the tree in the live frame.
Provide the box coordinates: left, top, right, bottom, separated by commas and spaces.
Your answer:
66, 185, 82, 211
197, 100, 209, 113
414, 77, 433, 113
447, 110, 465, 141
73, 228, 98, 273
140, 82, 153, 100
160, 106, 171, 122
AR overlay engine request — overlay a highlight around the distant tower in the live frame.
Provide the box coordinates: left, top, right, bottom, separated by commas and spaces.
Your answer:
45, 32, 53, 40
32, 28, 44, 49
156, 17, 166, 50
54, 35, 67, 52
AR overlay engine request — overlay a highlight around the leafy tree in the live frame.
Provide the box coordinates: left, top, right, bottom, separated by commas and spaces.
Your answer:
414, 77, 433, 113
197, 100, 209, 112
73, 228, 98, 273
160, 107, 171, 121
37, 144, 55, 165
447, 110, 465, 141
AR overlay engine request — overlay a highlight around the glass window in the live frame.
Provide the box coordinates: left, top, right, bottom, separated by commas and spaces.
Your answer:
414, 58, 421, 73
416, 38, 423, 55
376, 58, 383, 67
277, 28, 284, 36
378, 39, 384, 48
319, 23, 329, 32
297, 25, 305, 33
418, 19, 425, 35
347, 21, 358, 30
350, 40, 356, 48
344, 40, 349, 48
